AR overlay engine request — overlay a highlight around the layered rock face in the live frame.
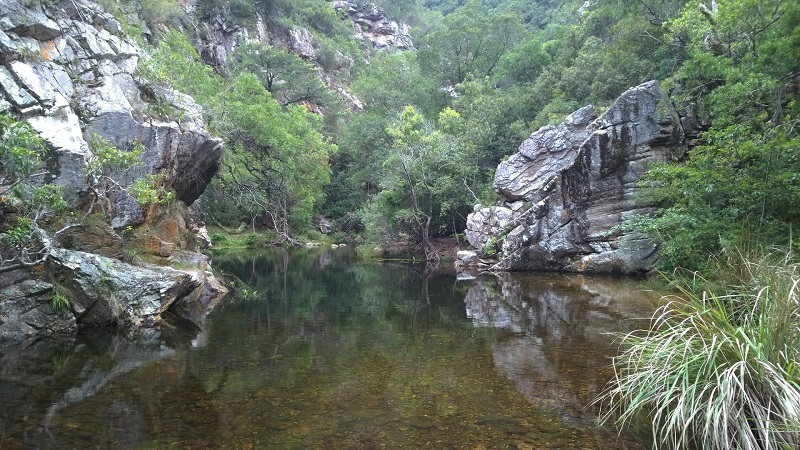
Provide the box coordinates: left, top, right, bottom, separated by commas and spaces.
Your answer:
0, 0, 227, 342
0, 0, 223, 226
465, 81, 685, 273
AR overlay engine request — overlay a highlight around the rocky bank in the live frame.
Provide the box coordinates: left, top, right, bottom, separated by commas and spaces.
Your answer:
0, 0, 227, 343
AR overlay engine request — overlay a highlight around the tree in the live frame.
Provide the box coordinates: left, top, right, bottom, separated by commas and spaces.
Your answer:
496, 36, 550, 84
626, 0, 800, 271
229, 42, 341, 110
418, 1, 528, 86
364, 106, 464, 261
210, 74, 333, 236
0, 114, 65, 273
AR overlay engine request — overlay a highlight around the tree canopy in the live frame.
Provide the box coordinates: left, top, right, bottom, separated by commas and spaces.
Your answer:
67, 0, 799, 265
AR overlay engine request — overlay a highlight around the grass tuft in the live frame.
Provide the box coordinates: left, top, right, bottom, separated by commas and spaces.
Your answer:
597, 248, 800, 450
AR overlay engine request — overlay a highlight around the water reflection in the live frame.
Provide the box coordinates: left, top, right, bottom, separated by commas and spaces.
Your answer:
0, 324, 212, 448
0, 249, 659, 449
463, 273, 661, 431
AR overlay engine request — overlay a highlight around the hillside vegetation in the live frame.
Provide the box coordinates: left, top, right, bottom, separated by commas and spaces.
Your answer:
79, 0, 798, 270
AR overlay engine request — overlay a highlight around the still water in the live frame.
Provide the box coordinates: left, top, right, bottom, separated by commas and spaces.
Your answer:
0, 247, 662, 449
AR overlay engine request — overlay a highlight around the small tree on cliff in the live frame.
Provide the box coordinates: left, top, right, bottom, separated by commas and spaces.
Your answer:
0, 114, 66, 273
0, 115, 174, 274
85, 133, 174, 221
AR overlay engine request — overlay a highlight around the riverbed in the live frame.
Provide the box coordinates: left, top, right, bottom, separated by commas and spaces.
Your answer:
0, 247, 661, 448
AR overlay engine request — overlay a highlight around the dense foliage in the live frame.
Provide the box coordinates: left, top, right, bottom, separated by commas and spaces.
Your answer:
628, 0, 800, 272
77, 0, 800, 265
138, 29, 335, 235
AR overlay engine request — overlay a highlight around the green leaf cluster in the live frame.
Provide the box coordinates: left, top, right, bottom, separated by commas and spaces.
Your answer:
0, 114, 67, 270
627, 0, 800, 272
130, 171, 175, 206
0, 113, 47, 184
358, 105, 471, 258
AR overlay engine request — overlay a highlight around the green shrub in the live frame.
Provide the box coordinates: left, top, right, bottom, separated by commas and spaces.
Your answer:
51, 284, 71, 312
598, 249, 800, 450
139, 0, 185, 32
482, 237, 499, 257
210, 232, 228, 245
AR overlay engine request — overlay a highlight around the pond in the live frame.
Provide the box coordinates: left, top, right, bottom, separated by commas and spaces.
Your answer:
0, 247, 662, 449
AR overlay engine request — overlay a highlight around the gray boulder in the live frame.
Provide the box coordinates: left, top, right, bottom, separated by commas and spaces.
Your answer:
0, 246, 228, 343
0, 277, 77, 343
465, 81, 685, 273
46, 248, 201, 330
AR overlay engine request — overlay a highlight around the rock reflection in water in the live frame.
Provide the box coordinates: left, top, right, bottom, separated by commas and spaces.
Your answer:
464, 273, 661, 427
0, 323, 215, 449
0, 249, 659, 448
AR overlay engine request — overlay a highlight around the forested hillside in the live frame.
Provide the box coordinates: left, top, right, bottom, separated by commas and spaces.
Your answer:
162, 0, 796, 271
4, 0, 799, 271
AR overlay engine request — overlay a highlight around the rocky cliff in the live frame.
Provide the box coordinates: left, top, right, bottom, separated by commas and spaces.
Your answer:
464, 81, 686, 274
195, 0, 412, 113
0, 0, 223, 223
0, 0, 226, 342
330, 1, 414, 51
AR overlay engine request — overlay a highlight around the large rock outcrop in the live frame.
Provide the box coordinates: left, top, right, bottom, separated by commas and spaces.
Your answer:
465, 81, 685, 273
0, 0, 224, 227
0, 0, 227, 342
46, 249, 200, 330
0, 247, 226, 344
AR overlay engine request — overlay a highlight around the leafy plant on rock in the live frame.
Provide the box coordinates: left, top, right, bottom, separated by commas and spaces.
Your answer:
0, 114, 67, 273
86, 133, 173, 218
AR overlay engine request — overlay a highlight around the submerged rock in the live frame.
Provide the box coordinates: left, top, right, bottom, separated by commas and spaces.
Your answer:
465, 81, 685, 273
